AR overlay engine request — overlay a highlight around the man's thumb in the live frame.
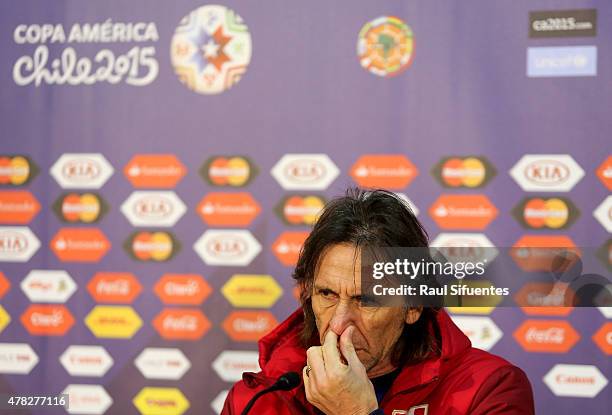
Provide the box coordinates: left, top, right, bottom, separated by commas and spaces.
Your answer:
339, 326, 360, 366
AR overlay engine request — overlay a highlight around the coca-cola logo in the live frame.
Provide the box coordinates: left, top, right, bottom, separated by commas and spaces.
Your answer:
525, 327, 565, 344
163, 315, 197, 331
96, 280, 130, 295
524, 160, 570, 185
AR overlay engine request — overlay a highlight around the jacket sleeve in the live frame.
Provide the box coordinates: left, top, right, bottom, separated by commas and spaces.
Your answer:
468, 365, 535, 415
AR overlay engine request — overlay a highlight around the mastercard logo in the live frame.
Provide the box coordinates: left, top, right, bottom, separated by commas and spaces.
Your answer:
596, 155, 612, 191
53, 193, 108, 223
152, 309, 211, 340
432, 156, 495, 188
512, 197, 578, 230
0, 191, 40, 224
275, 195, 326, 226
201, 156, 257, 187
125, 231, 179, 262
0, 155, 38, 186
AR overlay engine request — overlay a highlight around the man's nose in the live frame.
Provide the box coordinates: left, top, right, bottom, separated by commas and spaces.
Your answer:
329, 301, 357, 336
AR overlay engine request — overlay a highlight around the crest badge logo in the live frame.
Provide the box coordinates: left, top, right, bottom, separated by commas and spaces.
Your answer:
171, 5, 252, 94
357, 16, 415, 77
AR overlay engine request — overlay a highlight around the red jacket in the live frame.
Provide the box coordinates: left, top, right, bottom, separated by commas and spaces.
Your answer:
222, 309, 534, 415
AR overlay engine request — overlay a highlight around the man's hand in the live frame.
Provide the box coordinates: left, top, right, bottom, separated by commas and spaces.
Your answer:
303, 326, 378, 415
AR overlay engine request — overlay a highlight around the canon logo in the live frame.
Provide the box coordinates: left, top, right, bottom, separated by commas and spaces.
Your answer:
0, 354, 32, 362
62, 159, 101, 180
525, 327, 565, 344
524, 160, 570, 185
555, 374, 595, 385
69, 355, 103, 364
223, 361, 258, 371
0, 232, 27, 252
284, 160, 325, 182
71, 395, 103, 404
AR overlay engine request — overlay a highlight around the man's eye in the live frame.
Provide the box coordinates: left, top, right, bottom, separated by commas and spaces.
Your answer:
318, 289, 335, 298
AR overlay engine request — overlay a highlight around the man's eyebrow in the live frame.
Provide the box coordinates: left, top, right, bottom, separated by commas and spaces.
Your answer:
313, 285, 363, 299
313, 284, 337, 294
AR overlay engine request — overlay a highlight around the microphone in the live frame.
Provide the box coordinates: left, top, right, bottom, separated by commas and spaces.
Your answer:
240, 372, 301, 415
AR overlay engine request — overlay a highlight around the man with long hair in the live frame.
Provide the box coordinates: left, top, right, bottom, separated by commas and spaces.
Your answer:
223, 188, 534, 414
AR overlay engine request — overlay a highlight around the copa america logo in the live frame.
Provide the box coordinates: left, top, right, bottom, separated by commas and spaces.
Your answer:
357, 16, 415, 77
170, 5, 252, 94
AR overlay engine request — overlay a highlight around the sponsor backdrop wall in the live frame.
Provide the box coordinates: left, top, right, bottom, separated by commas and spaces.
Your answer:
0, 0, 610, 414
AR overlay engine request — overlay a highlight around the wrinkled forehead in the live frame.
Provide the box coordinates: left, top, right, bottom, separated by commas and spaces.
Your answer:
314, 243, 363, 292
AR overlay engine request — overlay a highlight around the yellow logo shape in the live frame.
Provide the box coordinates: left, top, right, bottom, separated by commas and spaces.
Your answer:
133, 387, 190, 415
85, 306, 142, 338
222, 274, 283, 308
445, 280, 502, 315
0, 305, 11, 333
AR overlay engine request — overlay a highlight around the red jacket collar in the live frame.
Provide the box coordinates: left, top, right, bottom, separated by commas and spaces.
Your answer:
251, 308, 472, 392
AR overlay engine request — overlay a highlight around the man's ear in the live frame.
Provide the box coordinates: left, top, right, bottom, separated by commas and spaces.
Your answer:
405, 307, 423, 325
